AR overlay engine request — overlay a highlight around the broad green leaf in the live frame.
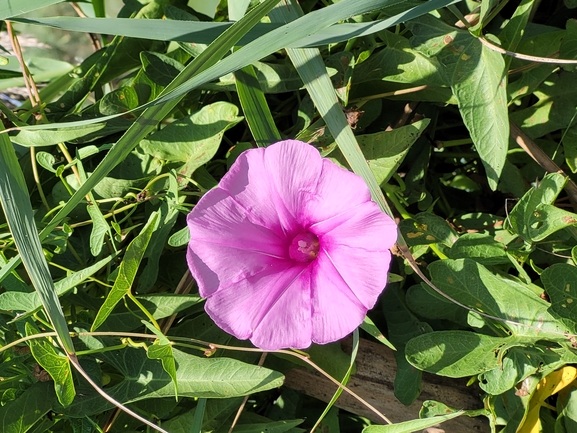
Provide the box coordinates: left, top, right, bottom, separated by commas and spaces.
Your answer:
36, 151, 57, 173
426, 259, 564, 339
139, 102, 243, 183
508, 173, 577, 243
26, 323, 75, 407
0, 382, 55, 433
333, 120, 430, 186
561, 19, 577, 63
561, 387, 577, 431
542, 263, 577, 334
168, 226, 190, 247
62, 347, 284, 415
406, 284, 468, 325
383, 285, 432, 405
479, 347, 564, 395
86, 204, 111, 257
162, 398, 243, 433
354, 31, 445, 86
137, 172, 180, 292
446, 233, 509, 265
10, 123, 107, 147
399, 213, 459, 247
363, 411, 463, 432
147, 343, 178, 399
0, 133, 74, 353
0, 255, 113, 315
451, 38, 508, 191
99, 87, 139, 115
141, 52, 184, 88
498, 0, 535, 69
408, 15, 508, 190
511, 72, 577, 139
406, 330, 505, 377
91, 212, 159, 330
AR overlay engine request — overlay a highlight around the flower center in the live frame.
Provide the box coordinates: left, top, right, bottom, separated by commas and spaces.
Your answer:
288, 232, 320, 263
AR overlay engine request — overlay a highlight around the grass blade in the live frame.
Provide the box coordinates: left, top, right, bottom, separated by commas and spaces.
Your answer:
0, 134, 75, 354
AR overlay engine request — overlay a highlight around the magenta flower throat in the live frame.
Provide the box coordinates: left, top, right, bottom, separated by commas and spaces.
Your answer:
186, 139, 397, 350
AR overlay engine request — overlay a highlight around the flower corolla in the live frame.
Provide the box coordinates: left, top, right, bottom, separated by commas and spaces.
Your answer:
186, 139, 397, 350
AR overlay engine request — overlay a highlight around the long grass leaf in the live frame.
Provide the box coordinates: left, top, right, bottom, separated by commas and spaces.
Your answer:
0, 134, 75, 353
38, 0, 281, 241
0, 0, 63, 20
235, 65, 281, 146
14, 0, 448, 133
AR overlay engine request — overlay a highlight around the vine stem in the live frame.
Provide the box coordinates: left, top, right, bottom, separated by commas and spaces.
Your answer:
478, 36, 577, 64
7, 331, 393, 425
67, 353, 169, 433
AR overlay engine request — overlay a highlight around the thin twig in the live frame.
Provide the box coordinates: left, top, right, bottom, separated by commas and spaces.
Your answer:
479, 36, 577, 64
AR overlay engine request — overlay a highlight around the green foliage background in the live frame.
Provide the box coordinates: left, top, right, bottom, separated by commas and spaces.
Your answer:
1, 0, 577, 432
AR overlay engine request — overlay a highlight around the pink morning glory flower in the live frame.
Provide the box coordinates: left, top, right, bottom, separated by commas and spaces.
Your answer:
186, 139, 397, 350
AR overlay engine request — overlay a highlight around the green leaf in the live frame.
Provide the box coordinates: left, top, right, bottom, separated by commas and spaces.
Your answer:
383, 285, 432, 405
409, 16, 509, 190
334, 120, 430, 186
99, 87, 139, 115
511, 72, 577, 139
362, 411, 463, 433
86, 204, 111, 257
13, 2, 459, 50
562, 388, 577, 431
163, 398, 243, 433
446, 233, 510, 265
0, 382, 56, 433
0, 0, 64, 19
0, 255, 114, 315
354, 31, 445, 86
10, 123, 107, 147
26, 323, 75, 407
508, 173, 577, 243
91, 212, 159, 330
399, 212, 459, 247
147, 343, 178, 400
168, 226, 190, 247
0, 133, 75, 353
406, 330, 504, 377
361, 315, 395, 350
139, 102, 243, 182
235, 65, 281, 147
542, 263, 577, 334
62, 347, 284, 415
426, 259, 563, 339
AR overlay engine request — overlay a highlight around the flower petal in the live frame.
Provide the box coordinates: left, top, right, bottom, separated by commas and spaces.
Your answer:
302, 158, 372, 226
310, 253, 368, 345
262, 140, 324, 229
204, 264, 312, 350
187, 187, 287, 297
219, 144, 301, 236
311, 203, 396, 308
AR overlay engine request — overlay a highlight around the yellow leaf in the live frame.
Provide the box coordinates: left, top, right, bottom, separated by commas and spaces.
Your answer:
518, 366, 577, 433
